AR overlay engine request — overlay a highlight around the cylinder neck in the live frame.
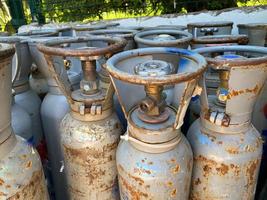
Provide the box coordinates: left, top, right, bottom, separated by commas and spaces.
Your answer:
216, 70, 230, 104
80, 60, 99, 95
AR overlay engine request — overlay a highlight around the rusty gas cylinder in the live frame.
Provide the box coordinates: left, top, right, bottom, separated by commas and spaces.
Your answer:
237, 22, 267, 198
38, 36, 127, 200
187, 45, 267, 200
107, 47, 207, 200
185, 34, 249, 132
28, 36, 72, 200
187, 21, 233, 38
0, 43, 48, 200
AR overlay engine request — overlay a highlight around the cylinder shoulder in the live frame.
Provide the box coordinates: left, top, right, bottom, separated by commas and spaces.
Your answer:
187, 120, 263, 161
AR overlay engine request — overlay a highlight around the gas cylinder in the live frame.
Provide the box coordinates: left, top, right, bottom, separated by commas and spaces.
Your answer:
106, 47, 207, 200
38, 35, 127, 200
237, 23, 267, 198
237, 23, 267, 134
0, 36, 44, 147
10, 55, 33, 142
29, 63, 49, 98
11, 89, 33, 143
186, 34, 249, 131
28, 37, 71, 200
0, 43, 48, 200
187, 45, 267, 200
134, 30, 192, 48
187, 21, 233, 38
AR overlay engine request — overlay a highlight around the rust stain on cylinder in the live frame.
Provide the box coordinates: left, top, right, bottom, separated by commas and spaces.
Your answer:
227, 85, 259, 99
7, 170, 47, 200
119, 175, 149, 200
246, 159, 260, 187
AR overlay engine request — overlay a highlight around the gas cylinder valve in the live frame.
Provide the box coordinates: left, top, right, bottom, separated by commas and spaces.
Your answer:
63, 58, 71, 70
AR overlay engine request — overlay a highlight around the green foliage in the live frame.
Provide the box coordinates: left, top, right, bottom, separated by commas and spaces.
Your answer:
0, 1, 12, 31
38, 0, 253, 23
2, 0, 267, 28
237, 0, 267, 6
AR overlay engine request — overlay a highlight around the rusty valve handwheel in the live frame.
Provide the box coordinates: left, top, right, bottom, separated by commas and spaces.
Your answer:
134, 30, 193, 48
194, 45, 267, 69
106, 47, 207, 85
191, 34, 249, 45
37, 36, 127, 58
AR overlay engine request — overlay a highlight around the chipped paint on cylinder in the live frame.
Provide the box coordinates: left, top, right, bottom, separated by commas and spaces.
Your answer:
117, 134, 193, 200
187, 120, 262, 200
60, 112, 122, 200
0, 136, 49, 200
106, 48, 207, 200
187, 45, 267, 200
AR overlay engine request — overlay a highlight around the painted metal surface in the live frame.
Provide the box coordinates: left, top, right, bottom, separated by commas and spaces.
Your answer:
187, 37, 249, 132
237, 23, 267, 198
134, 30, 192, 48
11, 99, 33, 142
61, 112, 121, 200
107, 47, 207, 199
117, 134, 193, 200
188, 120, 262, 200
0, 43, 48, 200
38, 36, 126, 199
187, 45, 267, 200
29, 66, 49, 98
28, 37, 71, 200
0, 135, 49, 200
40, 92, 69, 200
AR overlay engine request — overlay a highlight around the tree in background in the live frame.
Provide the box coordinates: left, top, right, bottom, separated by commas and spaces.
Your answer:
3, 0, 267, 27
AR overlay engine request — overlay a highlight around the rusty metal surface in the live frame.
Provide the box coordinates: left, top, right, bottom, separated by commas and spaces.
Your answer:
0, 136, 48, 200
191, 34, 248, 45
134, 30, 192, 48
106, 47, 207, 86
37, 36, 127, 57
60, 112, 122, 200
117, 134, 193, 200
187, 120, 262, 200
194, 45, 267, 68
